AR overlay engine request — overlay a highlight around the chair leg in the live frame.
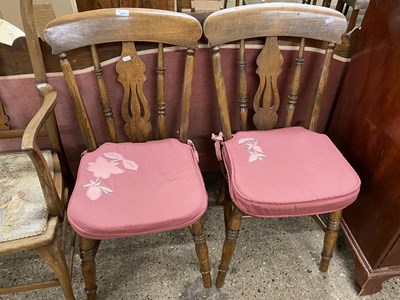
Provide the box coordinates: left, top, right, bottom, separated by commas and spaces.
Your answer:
79, 237, 100, 300
190, 220, 212, 288
216, 206, 243, 288
223, 191, 233, 232
35, 237, 75, 300
319, 210, 342, 272
216, 178, 226, 205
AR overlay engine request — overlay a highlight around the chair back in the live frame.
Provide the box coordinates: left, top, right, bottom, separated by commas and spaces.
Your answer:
43, 8, 202, 151
203, 3, 347, 139
0, 0, 74, 218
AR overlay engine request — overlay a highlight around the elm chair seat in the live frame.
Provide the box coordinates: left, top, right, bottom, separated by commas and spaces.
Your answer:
69, 139, 207, 239
221, 127, 360, 218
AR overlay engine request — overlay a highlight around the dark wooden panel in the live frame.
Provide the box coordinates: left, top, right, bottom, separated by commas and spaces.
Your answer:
382, 236, 400, 267
328, 0, 400, 269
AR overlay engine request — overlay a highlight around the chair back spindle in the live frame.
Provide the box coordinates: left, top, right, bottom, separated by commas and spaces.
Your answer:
179, 48, 196, 142
211, 46, 233, 140
238, 39, 248, 131
91, 44, 118, 142
307, 42, 336, 131
285, 37, 306, 128
59, 52, 97, 150
157, 43, 166, 139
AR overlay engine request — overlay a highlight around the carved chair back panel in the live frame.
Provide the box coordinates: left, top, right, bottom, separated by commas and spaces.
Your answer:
44, 8, 202, 150
203, 3, 347, 139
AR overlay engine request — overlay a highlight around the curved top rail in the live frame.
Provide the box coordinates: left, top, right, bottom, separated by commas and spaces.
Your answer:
44, 8, 203, 54
204, 3, 347, 46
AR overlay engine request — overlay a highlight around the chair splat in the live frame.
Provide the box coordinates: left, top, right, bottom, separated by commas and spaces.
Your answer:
116, 41, 151, 142
253, 36, 283, 130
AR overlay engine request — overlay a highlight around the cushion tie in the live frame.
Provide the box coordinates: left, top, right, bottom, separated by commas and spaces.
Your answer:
211, 132, 224, 161
187, 139, 199, 163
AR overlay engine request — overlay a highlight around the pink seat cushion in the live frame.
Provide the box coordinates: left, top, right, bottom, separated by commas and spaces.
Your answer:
68, 139, 208, 239
222, 127, 360, 217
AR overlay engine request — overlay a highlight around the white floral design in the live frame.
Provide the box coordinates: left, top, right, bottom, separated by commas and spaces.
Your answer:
82, 178, 113, 201
83, 152, 138, 201
238, 138, 266, 162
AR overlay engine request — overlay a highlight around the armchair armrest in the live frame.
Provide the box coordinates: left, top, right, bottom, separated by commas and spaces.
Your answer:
21, 83, 65, 218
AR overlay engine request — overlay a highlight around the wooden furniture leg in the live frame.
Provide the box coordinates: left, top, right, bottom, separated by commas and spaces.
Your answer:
319, 210, 342, 272
353, 257, 400, 296
216, 206, 243, 288
79, 237, 100, 300
223, 191, 233, 232
190, 220, 212, 288
35, 238, 75, 300
216, 178, 226, 205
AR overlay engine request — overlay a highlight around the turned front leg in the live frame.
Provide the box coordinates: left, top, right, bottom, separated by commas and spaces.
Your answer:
190, 220, 212, 288
216, 206, 243, 288
319, 210, 342, 272
79, 237, 100, 300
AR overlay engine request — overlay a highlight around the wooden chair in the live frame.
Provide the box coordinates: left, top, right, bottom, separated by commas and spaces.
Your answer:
224, 0, 241, 9
192, 0, 221, 12
303, 0, 333, 7
203, 3, 361, 288
0, 1, 74, 298
41, 7, 210, 299
335, 0, 369, 32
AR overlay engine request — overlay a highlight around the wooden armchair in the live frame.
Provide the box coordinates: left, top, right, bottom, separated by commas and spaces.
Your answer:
0, 2, 74, 299
41, 7, 210, 299
335, 0, 369, 32
203, 3, 361, 287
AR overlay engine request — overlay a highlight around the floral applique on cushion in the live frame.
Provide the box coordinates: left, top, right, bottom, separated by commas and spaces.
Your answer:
238, 138, 266, 162
83, 152, 138, 201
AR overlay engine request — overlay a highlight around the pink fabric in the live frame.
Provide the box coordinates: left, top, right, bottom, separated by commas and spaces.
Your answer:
67, 138, 208, 239
222, 127, 360, 217
0, 47, 349, 173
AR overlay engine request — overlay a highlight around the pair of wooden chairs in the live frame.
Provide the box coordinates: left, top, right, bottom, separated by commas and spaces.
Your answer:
2, 2, 360, 299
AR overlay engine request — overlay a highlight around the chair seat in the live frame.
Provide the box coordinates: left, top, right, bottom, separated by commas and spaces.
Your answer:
222, 127, 360, 217
68, 139, 208, 239
0, 150, 53, 243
